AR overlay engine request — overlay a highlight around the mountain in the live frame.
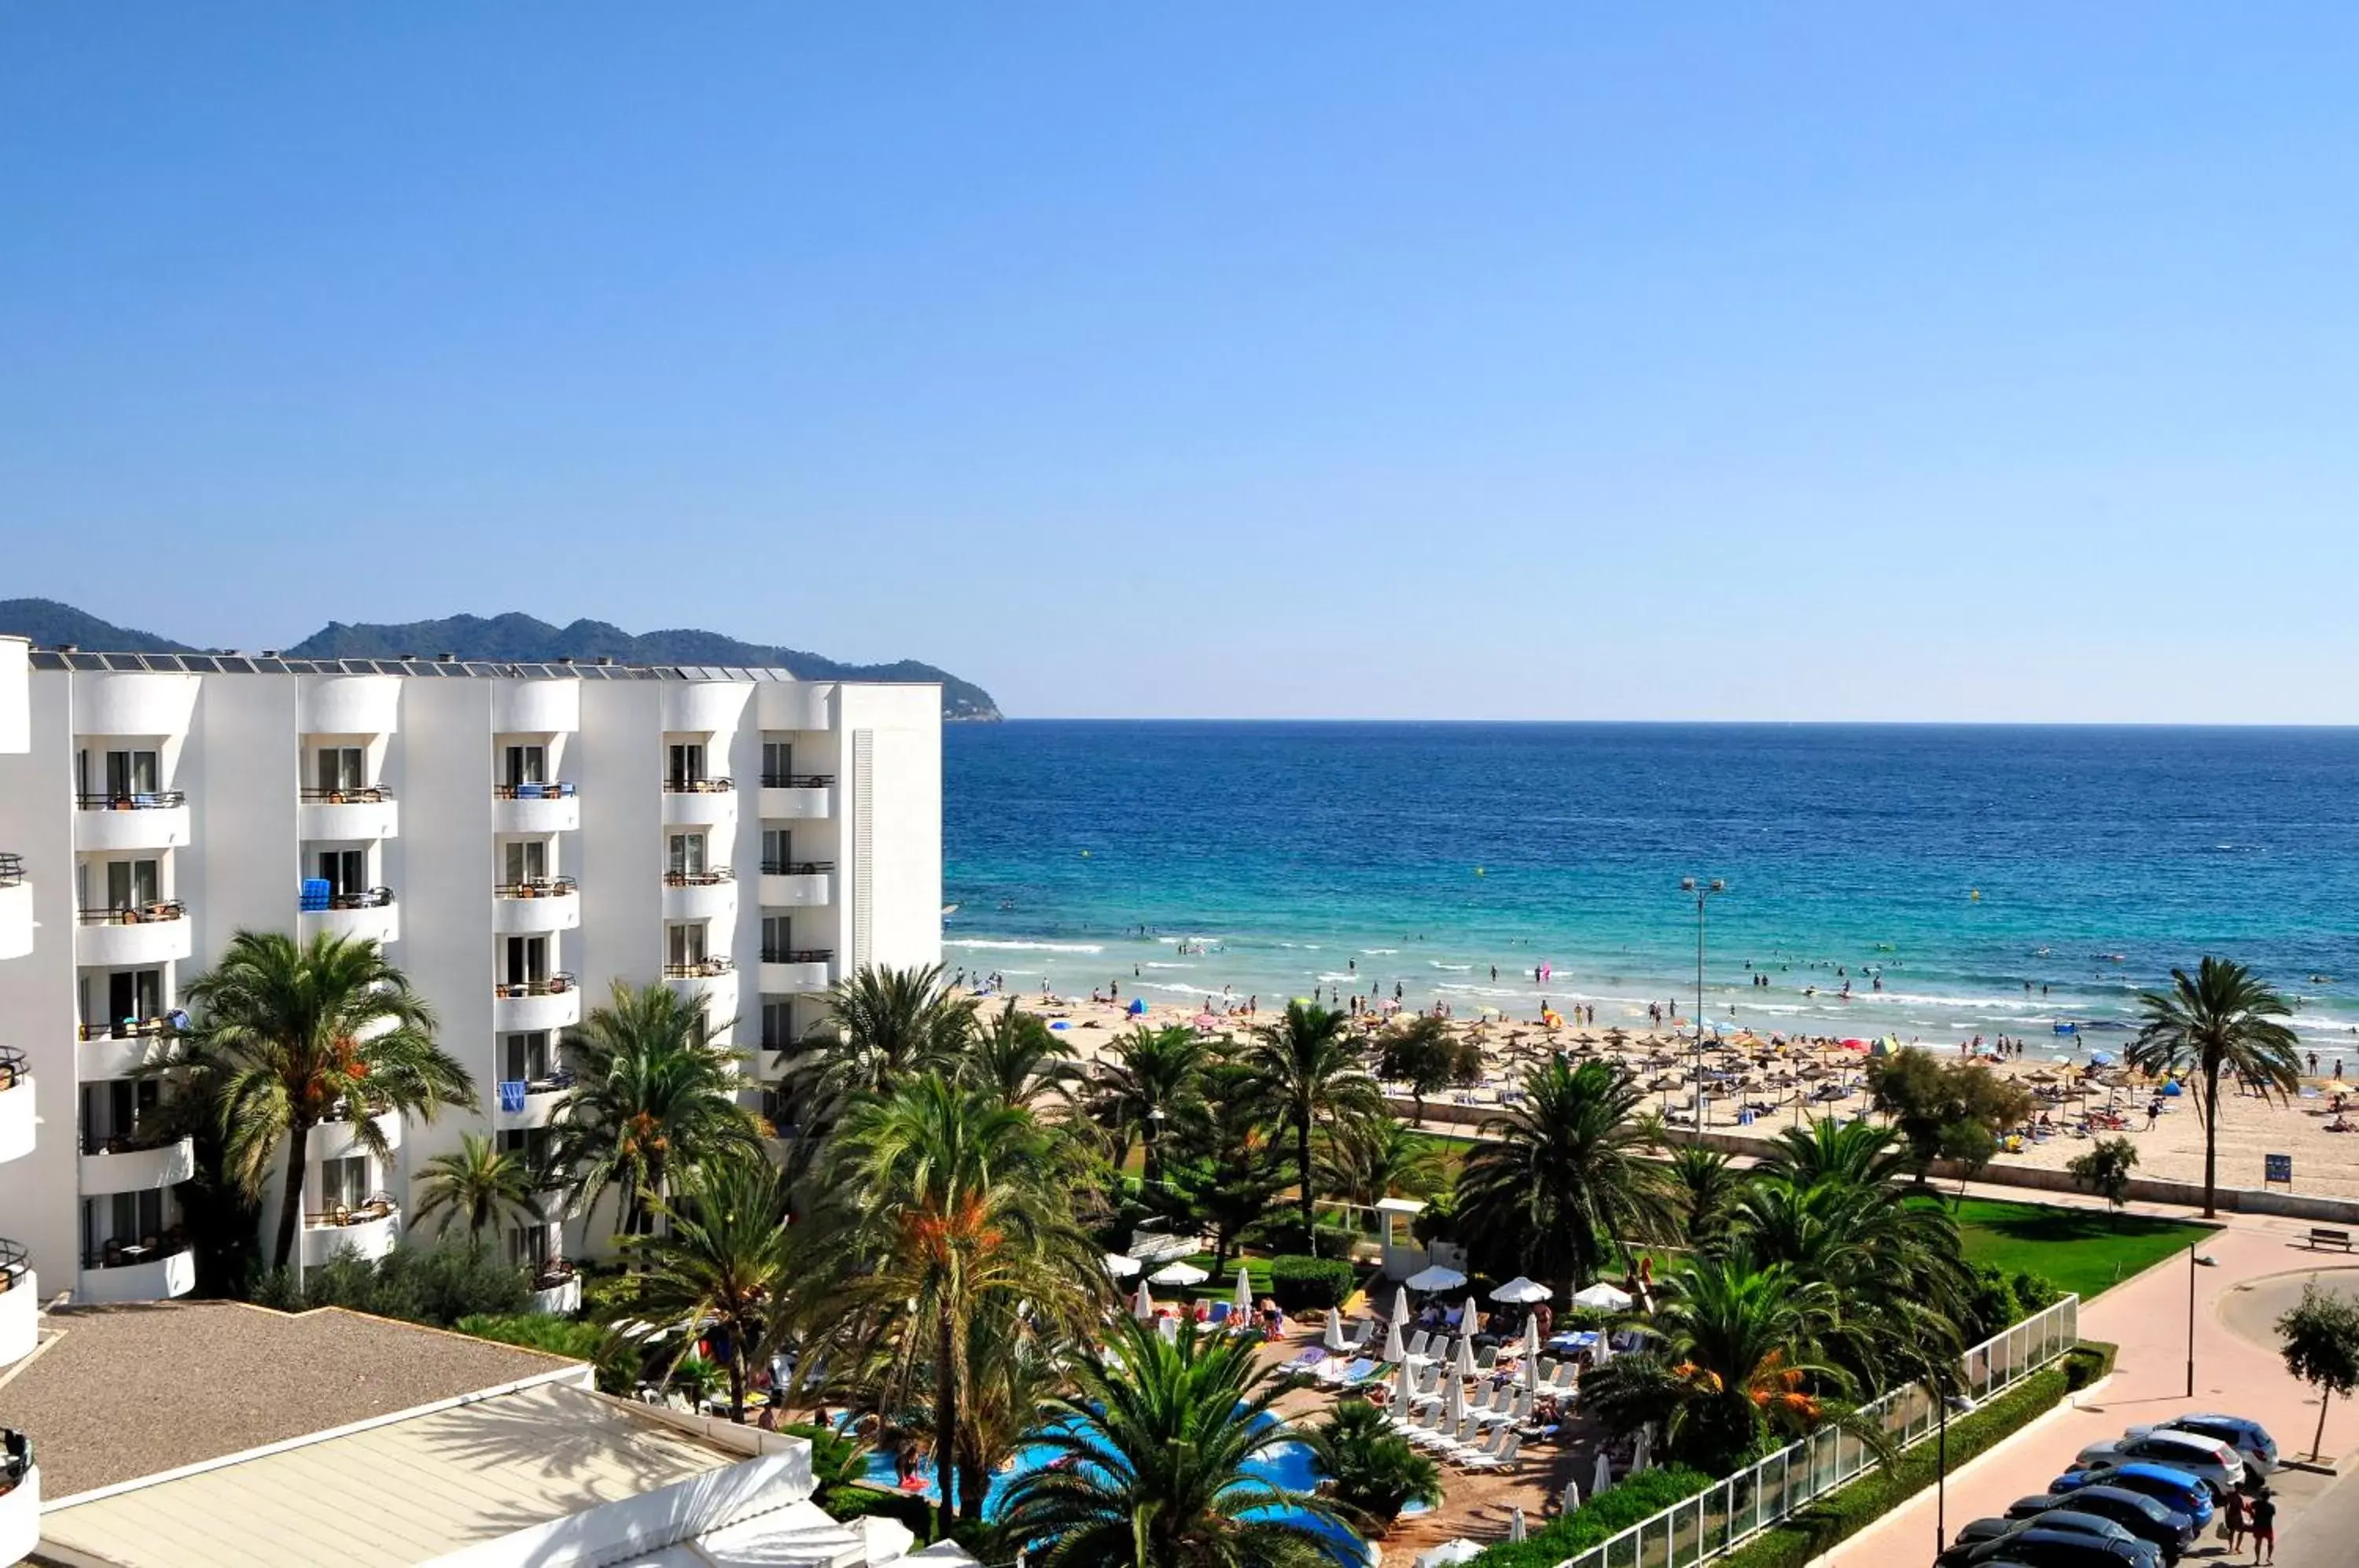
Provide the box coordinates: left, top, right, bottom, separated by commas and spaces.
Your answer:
0, 599, 1001, 720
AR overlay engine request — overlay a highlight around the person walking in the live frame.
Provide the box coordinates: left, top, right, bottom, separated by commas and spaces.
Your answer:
2249, 1485, 2275, 1565
2223, 1487, 2247, 1555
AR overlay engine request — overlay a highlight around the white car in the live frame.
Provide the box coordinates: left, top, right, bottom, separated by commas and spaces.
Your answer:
2074, 1430, 2244, 1498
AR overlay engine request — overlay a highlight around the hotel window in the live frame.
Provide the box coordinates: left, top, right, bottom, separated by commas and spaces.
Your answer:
506, 1222, 555, 1272
84, 1191, 167, 1257
81, 747, 161, 797
318, 848, 368, 898
668, 833, 706, 877
761, 998, 796, 1051
761, 915, 793, 960
668, 922, 708, 969
504, 839, 549, 885
84, 858, 161, 912
761, 828, 792, 870
504, 936, 550, 987
502, 1031, 554, 1084
503, 744, 547, 787
762, 740, 792, 784
88, 968, 165, 1032
318, 1155, 370, 1213
497, 1125, 554, 1172
82, 1077, 161, 1146
316, 746, 365, 793
667, 742, 706, 790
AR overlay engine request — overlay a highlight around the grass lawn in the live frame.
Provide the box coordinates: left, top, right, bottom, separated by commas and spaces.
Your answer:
1949, 1196, 2215, 1301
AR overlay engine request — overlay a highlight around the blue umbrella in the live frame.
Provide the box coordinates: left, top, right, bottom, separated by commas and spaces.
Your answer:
1128, 997, 1147, 1016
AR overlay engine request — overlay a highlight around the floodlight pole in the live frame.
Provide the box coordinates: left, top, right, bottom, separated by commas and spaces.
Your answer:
1680, 878, 1727, 1143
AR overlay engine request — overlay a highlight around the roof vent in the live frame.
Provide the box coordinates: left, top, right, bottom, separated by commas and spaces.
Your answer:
439, 652, 458, 662
55, 642, 77, 653
397, 651, 418, 661
596, 656, 616, 666
261, 650, 279, 658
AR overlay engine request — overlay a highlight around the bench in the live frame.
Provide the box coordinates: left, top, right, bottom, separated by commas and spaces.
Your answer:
2309, 1228, 2353, 1252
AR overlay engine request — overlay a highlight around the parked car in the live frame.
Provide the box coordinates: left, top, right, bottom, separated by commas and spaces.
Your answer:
2072, 1431, 2243, 1498
2004, 1485, 2196, 1562
2045, 1463, 2215, 1528
1964, 1524, 2161, 1568
2125, 1413, 2277, 1476
1936, 1511, 2145, 1568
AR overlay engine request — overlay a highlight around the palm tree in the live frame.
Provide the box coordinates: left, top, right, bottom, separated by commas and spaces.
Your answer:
1756, 1117, 1916, 1193
1665, 1144, 1743, 1247
951, 1298, 1066, 1531
963, 998, 1079, 1110
624, 1155, 796, 1423
1456, 1058, 1673, 1292
1582, 1253, 1856, 1474
1305, 1399, 1442, 1537
548, 979, 763, 1240
790, 962, 976, 1122
796, 1074, 1103, 1539
1316, 1114, 1440, 1209
2129, 956, 2303, 1217
1087, 1024, 1212, 1188
997, 1314, 1356, 1566
184, 930, 474, 1270
412, 1132, 539, 1252
1239, 1002, 1383, 1247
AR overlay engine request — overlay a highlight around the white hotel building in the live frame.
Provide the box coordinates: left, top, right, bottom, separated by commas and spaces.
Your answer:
0, 643, 941, 1312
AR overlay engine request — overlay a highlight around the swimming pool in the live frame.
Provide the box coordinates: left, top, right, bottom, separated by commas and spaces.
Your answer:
859, 1412, 1393, 1558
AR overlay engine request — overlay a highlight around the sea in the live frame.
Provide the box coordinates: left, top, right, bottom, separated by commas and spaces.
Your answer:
942, 723, 2359, 1055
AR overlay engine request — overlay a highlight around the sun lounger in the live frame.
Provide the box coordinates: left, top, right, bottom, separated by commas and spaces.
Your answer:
1280, 1345, 1328, 1375
1438, 1426, 1503, 1466
1462, 1432, 1522, 1471
1322, 1356, 1380, 1387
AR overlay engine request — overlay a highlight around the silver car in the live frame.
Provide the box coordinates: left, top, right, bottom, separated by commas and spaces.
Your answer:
2074, 1431, 2243, 1498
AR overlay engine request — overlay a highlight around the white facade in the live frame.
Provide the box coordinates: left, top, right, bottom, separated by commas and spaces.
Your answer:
1, 638, 37, 1568
0, 649, 943, 1305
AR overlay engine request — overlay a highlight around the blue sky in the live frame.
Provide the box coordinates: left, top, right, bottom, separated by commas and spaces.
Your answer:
3, 6, 2356, 720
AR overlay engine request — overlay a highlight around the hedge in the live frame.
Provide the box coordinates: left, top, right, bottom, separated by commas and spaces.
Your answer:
1467, 1466, 1715, 1568
820, 1484, 933, 1535
1716, 1353, 2093, 1568
1268, 1254, 1358, 1311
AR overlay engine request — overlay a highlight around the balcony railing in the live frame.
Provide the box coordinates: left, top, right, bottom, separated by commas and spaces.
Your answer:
760, 948, 834, 966
662, 957, 735, 978
495, 974, 576, 999
81, 1124, 181, 1157
0, 1239, 28, 1291
760, 773, 835, 789
532, 1258, 578, 1291
300, 886, 395, 911
77, 899, 186, 925
494, 876, 578, 898
77, 790, 188, 809
0, 853, 20, 888
495, 1070, 575, 1113
315, 1099, 393, 1126
662, 868, 734, 886
0, 1045, 24, 1091
84, 1228, 190, 1271
494, 782, 576, 800
298, 784, 392, 804
78, 1015, 176, 1042
307, 1193, 397, 1229
759, 859, 836, 875
662, 776, 734, 793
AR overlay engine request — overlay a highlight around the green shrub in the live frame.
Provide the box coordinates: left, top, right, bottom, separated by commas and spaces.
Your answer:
2011, 1270, 2063, 1316
455, 1313, 641, 1393
1466, 1466, 1714, 1567
1717, 1362, 2077, 1568
2063, 1340, 2116, 1391
782, 1423, 867, 1490
820, 1484, 933, 1536
250, 1242, 531, 1326
1267, 1254, 1357, 1312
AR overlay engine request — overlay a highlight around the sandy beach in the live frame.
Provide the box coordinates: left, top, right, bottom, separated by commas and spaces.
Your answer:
986, 984, 2359, 1203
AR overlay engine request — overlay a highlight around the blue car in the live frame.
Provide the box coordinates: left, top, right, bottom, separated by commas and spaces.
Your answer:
2048, 1463, 2213, 1528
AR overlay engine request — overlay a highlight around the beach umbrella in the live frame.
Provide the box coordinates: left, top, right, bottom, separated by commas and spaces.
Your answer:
1523, 1315, 1543, 1364
1132, 1280, 1154, 1320
1561, 1481, 1581, 1516
1397, 1355, 1415, 1410
1324, 1312, 1348, 1353
1102, 1253, 1141, 1279
1592, 1448, 1614, 1497
1459, 1294, 1480, 1334
1406, 1264, 1468, 1292
1508, 1507, 1527, 1543
1595, 1328, 1615, 1366
1234, 1265, 1254, 1314
1632, 1426, 1653, 1474
1127, 997, 1146, 1015
1150, 1260, 1209, 1287
1571, 1283, 1632, 1312
1382, 1320, 1407, 1364
1391, 1286, 1412, 1326
1444, 1375, 1465, 1428
1454, 1334, 1478, 1380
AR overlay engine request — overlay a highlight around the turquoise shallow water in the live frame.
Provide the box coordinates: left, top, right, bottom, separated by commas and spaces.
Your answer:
943, 723, 2359, 1053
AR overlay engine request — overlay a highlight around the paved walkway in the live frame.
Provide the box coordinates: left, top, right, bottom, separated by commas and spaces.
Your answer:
1821, 1207, 2359, 1566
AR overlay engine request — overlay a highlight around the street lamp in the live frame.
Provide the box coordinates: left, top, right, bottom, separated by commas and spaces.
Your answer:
1679, 877, 1728, 1143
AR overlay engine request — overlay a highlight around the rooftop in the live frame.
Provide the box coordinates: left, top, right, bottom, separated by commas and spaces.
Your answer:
27, 647, 810, 681
0, 1301, 580, 1497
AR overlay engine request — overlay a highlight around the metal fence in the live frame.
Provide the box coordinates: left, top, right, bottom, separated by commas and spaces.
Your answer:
1548, 1294, 2081, 1568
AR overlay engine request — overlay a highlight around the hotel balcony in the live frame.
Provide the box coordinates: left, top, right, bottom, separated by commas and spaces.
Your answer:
75, 900, 193, 967
301, 1198, 400, 1268
526, 1260, 582, 1317
297, 784, 399, 842
661, 867, 734, 921
77, 1233, 197, 1303
760, 948, 836, 993
79, 1130, 197, 1194
492, 781, 580, 834
0, 1241, 35, 1368
661, 776, 736, 826
662, 956, 736, 1011
307, 1107, 404, 1161
0, 857, 27, 961
493, 974, 581, 1033
494, 1071, 573, 1128
76, 1018, 178, 1081
297, 886, 399, 947
75, 789, 193, 852
492, 876, 580, 935
1, 1430, 40, 1567
760, 860, 834, 908
758, 773, 834, 822
0, 1050, 29, 1166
